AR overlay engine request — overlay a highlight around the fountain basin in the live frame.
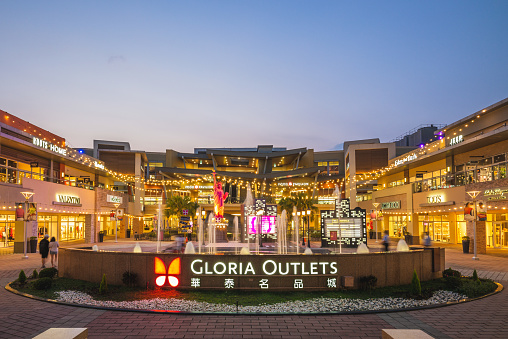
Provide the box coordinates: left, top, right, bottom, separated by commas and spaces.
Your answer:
58, 247, 444, 291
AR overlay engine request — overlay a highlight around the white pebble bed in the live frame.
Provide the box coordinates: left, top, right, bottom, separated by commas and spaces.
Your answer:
55, 290, 467, 313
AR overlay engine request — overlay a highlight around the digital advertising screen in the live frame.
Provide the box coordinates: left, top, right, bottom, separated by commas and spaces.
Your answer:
247, 215, 276, 234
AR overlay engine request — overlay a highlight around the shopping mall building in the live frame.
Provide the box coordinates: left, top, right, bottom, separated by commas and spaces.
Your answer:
1, 96, 507, 253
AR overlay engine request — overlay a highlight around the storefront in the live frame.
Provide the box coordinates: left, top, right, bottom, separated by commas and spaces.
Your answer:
413, 186, 465, 244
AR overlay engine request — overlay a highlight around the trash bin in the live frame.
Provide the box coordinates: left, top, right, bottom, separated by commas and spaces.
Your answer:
99, 231, 104, 242
127, 230, 131, 238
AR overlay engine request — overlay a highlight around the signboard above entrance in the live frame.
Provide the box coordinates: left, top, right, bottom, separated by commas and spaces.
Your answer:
107, 195, 123, 204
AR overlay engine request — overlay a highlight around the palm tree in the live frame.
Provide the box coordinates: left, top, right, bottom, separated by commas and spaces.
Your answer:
164, 195, 199, 234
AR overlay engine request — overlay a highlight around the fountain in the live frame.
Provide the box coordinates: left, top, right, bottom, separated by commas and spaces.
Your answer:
397, 239, 410, 252
184, 241, 195, 254
293, 206, 300, 254
356, 243, 369, 254
207, 212, 216, 254
133, 242, 142, 253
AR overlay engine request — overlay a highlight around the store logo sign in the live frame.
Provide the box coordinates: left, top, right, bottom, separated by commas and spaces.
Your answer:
107, 195, 122, 204
381, 201, 400, 209
57, 195, 80, 205
33, 137, 67, 156
277, 182, 310, 187
155, 257, 180, 287
190, 259, 338, 276
450, 135, 463, 146
427, 195, 443, 204
395, 153, 417, 166
484, 187, 508, 201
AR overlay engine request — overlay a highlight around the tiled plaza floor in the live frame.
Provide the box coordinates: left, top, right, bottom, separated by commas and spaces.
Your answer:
1, 241, 507, 338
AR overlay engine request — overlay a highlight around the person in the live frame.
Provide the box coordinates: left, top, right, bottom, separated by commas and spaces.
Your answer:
39, 234, 50, 268
381, 230, 390, 252
423, 232, 432, 247
49, 236, 59, 267
176, 235, 184, 253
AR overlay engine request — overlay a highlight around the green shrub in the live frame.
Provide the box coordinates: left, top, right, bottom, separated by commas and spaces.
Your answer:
358, 275, 377, 291
122, 271, 138, 286
39, 267, 58, 279
410, 269, 421, 296
443, 268, 461, 278
444, 276, 462, 290
472, 269, 480, 284
30, 269, 39, 279
458, 279, 497, 298
18, 270, 27, 284
99, 274, 108, 294
33, 277, 53, 290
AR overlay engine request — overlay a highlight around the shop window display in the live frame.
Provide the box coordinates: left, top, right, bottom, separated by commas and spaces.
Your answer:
60, 215, 85, 241
0, 214, 15, 247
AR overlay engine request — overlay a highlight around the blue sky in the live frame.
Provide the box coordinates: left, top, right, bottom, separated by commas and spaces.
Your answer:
1, 1, 507, 152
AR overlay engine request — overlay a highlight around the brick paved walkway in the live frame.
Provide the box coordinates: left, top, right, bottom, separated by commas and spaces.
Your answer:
1, 244, 507, 338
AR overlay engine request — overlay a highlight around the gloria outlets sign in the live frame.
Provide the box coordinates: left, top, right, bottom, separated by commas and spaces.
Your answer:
154, 256, 340, 290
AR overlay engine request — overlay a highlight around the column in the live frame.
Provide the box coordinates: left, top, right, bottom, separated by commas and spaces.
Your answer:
467, 219, 486, 254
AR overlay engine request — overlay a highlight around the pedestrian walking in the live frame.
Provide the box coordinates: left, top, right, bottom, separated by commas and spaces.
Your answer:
382, 230, 390, 252
39, 234, 49, 268
49, 236, 59, 267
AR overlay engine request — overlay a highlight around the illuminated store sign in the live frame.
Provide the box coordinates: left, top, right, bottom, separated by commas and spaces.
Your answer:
94, 161, 105, 170
449, 135, 463, 146
189, 259, 338, 276
55, 195, 80, 205
183, 184, 214, 190
107, 195, 123, 204
381, 201, 400, 210
33, 137, 67, 156
484, 187, 508, 201
155, 257, 180, 287
394, 153, 417, 166
153, 256, 341, 290
427, 195, 443, 204
277, 182, 310, 187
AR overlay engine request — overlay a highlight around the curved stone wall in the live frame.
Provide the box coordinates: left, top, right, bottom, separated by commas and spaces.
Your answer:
59, 248, 444, 290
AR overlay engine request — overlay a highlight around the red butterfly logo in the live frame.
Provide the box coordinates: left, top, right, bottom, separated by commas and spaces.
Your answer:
155, 257, 180, 287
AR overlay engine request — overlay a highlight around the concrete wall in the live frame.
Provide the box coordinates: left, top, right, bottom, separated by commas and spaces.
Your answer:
59, 248, 444, 291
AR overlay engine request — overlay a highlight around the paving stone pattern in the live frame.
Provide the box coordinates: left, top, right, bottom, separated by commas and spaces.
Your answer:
0, 242, 507, 338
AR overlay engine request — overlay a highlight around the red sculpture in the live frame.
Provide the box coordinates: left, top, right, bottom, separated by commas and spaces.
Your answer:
213, 171, 228, 221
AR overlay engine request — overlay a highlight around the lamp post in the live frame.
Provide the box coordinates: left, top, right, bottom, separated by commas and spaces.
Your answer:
372, 202, 380, 243
20, 192, 35, 260
466, 190, 481, 260
113, 203, 120, 243
306, 209, 311, 248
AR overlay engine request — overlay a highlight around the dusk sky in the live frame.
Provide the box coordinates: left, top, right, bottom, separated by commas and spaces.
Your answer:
1, 1, 507, 153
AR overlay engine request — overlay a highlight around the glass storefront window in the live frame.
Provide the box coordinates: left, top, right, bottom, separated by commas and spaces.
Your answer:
388, 215, 408, 238
0, 214, 15, 247
60, 215, 85, 241
37, 215, 58, 239
456, 214, 466, 244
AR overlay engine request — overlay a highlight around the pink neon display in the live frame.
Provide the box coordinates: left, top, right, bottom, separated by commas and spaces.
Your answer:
213, 171, 228, 221
248, 216, 276, 234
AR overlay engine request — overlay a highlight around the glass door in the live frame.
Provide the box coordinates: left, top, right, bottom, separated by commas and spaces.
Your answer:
493, 222, 502, 248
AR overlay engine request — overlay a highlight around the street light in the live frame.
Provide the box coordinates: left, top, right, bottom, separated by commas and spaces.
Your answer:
306, 210, 311, 248
113, 203, 120, 243
20, 191, 35, 260
372, 202, 380, 243
466, 190, 481, 260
